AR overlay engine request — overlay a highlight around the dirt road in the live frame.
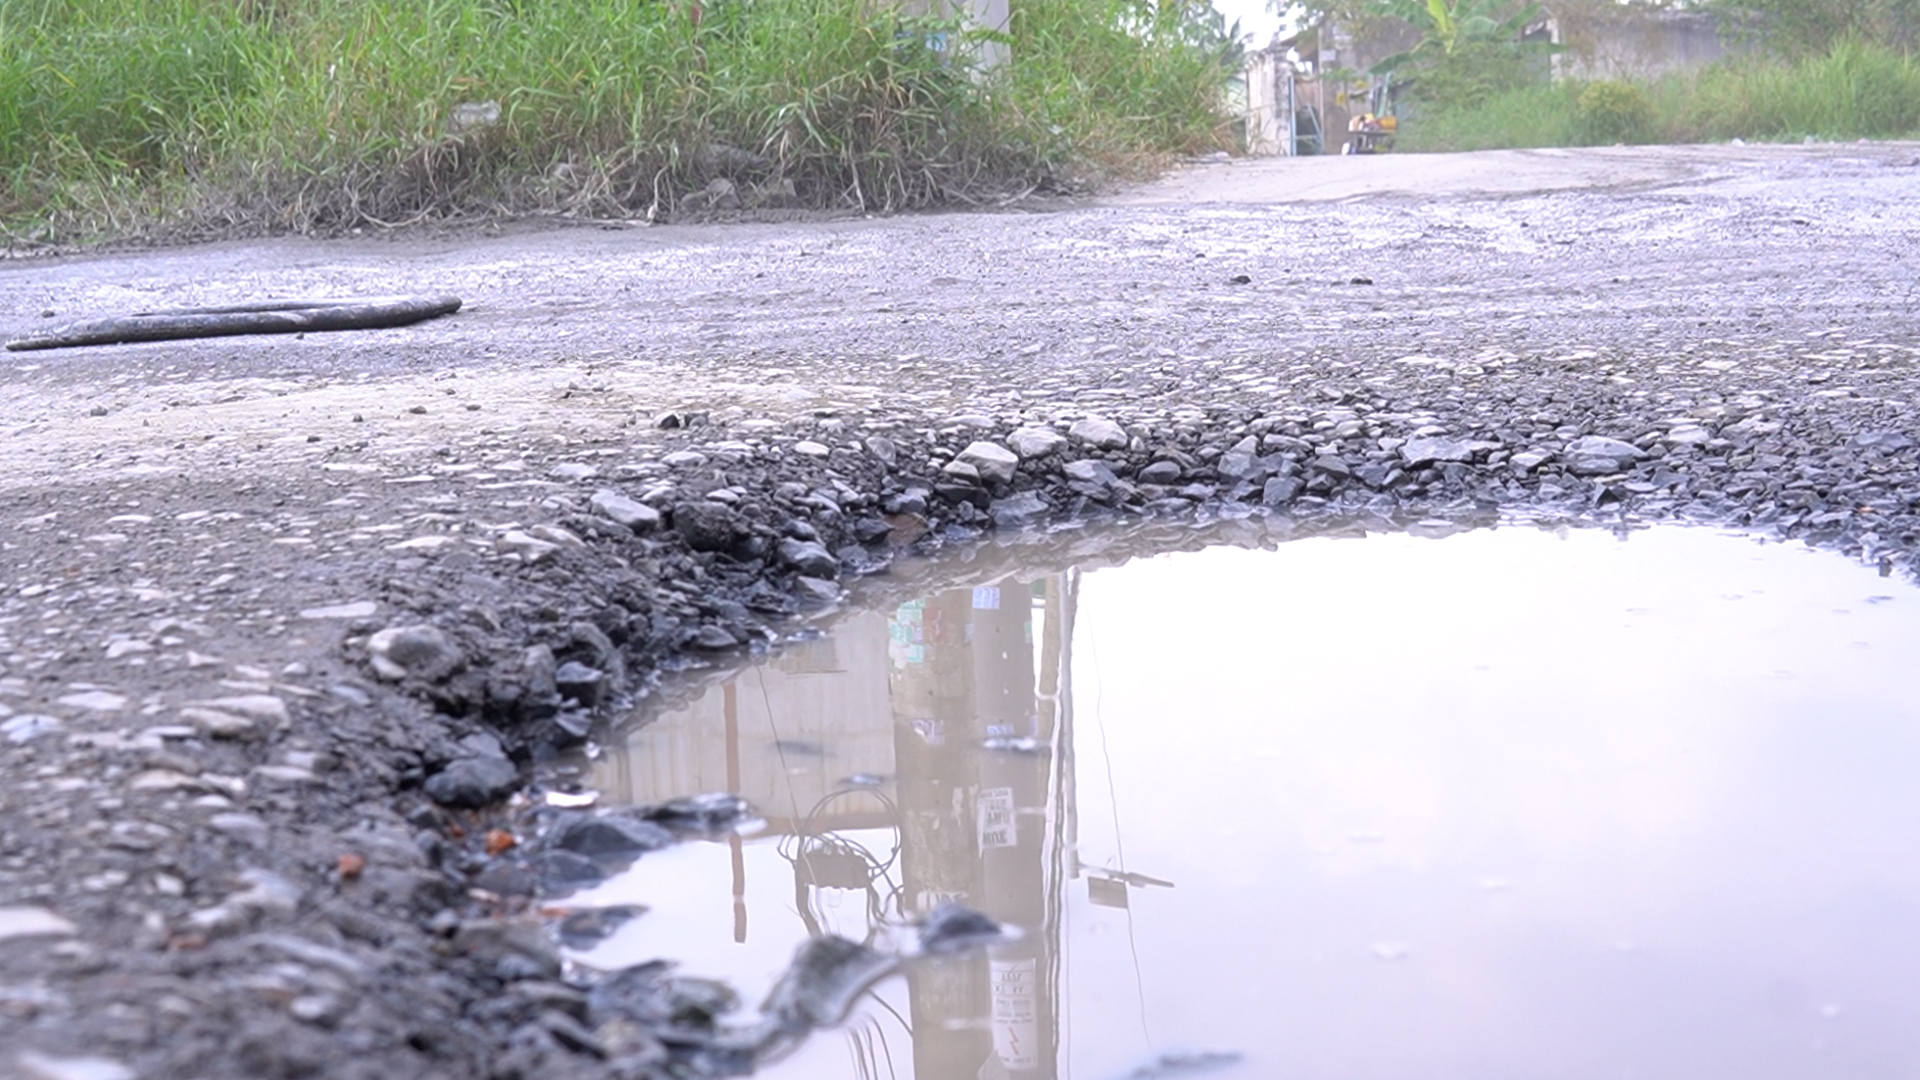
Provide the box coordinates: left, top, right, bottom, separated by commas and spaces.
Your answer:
2, 142, 1918, 1079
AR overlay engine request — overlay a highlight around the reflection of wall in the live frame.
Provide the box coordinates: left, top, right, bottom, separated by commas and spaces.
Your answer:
594, 611, 897, 829
593, 576, 1076, 1080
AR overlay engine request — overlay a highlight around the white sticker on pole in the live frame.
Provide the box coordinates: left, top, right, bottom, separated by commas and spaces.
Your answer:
978, 786, 1017, 850
991, 957, 1039, 1071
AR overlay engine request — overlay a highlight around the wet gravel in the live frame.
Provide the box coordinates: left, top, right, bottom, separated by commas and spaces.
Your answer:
2, 143, 1919, 1079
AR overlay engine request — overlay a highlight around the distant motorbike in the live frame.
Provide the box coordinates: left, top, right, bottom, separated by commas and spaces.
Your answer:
1343, 112, 1396, 154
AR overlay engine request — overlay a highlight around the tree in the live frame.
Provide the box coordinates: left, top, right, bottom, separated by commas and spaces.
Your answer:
1363, 0, 1554, 73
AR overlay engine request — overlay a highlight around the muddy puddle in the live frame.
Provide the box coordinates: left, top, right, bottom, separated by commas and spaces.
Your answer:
561, 523, 1920, 1080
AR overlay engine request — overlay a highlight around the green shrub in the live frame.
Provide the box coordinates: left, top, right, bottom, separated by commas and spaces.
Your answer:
1393, 81, 1580, 151
1575, 80, 1654, 144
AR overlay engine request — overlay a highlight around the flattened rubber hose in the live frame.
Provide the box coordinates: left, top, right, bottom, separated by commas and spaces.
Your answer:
5, 294, 463, 351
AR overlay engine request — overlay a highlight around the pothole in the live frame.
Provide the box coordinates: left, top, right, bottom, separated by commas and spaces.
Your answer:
529, 522, 1920, 1078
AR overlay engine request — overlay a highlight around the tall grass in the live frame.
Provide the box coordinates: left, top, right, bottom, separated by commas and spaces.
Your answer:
1396, 39, 1920, 152
0, 0, 1234, 243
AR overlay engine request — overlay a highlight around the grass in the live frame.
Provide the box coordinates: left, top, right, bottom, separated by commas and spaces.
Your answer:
1395, 39, 1920, 152
0, 0, 1236, 245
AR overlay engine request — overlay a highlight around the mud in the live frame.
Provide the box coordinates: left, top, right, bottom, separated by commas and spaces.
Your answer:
1, 142, 1919, 1079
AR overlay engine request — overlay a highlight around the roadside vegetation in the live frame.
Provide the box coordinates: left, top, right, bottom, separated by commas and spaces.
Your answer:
0, 0, 1239, 245
1398, 39, 1920, 150
1289, 0, 1920, 151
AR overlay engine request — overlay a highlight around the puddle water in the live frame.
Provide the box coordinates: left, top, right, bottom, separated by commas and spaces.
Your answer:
568, 524, 1920, 1080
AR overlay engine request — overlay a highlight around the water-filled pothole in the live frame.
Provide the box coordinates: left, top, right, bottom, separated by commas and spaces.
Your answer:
568, 524, 1920, 1079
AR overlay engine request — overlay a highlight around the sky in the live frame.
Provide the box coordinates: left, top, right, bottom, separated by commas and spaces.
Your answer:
1215, 0, 1288, 46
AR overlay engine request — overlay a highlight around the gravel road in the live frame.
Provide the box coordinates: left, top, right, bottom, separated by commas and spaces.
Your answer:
1, 141, 1917, 1080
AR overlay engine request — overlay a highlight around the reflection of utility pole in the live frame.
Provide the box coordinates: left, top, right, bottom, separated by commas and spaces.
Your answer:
977, 581, 1047, 1077
890, 574, 1077, 1079
1038, 573, 1076, 1073
725, 682, 747, 944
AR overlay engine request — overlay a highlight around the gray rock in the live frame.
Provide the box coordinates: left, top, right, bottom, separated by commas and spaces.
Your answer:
863, 436, 897, 465
1564, 434, 1648, 476
917, 903, 1011, 955
1311, 454, 1353, 479
557, 906, 645, 950
14, 1052, 134, 1080
1262, 477, 1303, 506
299, 600, 378, 619
590, 489, 662, 532
1568, 459, 1626, 477
1215, 450, 1262, 481
956, 441, 1018, 485
662, 450, 708, 468
497, 530, 561, 564
57, 690, 125, 712
693, 625, 740, 649
424, 756, 520, 808
762, 935, 896, 1030
990, 491, 1050, 527
589, 964, 739, 1032
546, 813, 677, 864
536, 1008, 605, 1056
1509, 450, 1554, 473
776, 538, 839, 579
0, 906, 78, 942
1, 714, 61, 743
940, 459, 981, 483
231, 868, 302, 917
1006, 426, 1067, 459
1355, 462, 1394, 488
1068, 416, 1129, 450
673, 501, 745, 553
1062, 459, 1118, 485
196, 694, 290, 725
553, 662, 606, 707
1137, 460, 1182, 485
792, 576, 839, 605
1851, 431, 1914, 453
454, 919, 562, 982
792, 440, 831, 458
1566, 430, 1643, 461
367, 624, 463, 682
549, 462, 599, 481
642, 792, 754, 833
208, 812, 271, 845
1400, 436, 1497, 468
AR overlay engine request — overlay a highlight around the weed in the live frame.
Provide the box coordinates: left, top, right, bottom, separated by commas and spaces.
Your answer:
0, 0, 1234, 244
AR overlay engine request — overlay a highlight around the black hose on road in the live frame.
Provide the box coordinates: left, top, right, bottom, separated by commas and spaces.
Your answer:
5, 294, 463, 351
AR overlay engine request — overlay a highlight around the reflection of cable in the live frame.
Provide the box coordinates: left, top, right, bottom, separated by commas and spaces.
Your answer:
1089, 596, 1155, 1050
863, 985, 913, 1037
845, 1013, 898, 1080
844, 984, 910, 1080
779, 787, 906, 943
757, 666, 806, 830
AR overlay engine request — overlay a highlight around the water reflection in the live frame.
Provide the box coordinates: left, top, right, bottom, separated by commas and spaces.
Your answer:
575, 525, 1920, 1080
